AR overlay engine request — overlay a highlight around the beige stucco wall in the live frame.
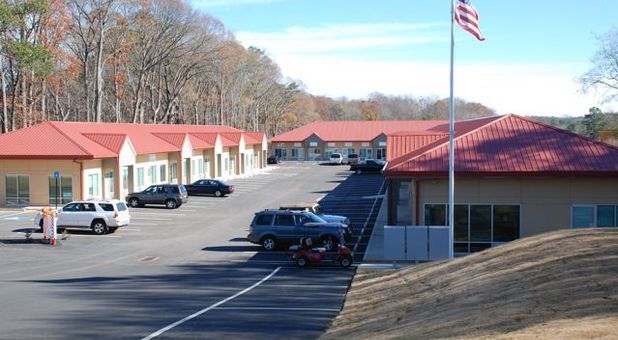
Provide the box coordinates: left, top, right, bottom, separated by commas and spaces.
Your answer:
0, 159, 81, 206
271, 141, 378, 161
416, 177, 618, 237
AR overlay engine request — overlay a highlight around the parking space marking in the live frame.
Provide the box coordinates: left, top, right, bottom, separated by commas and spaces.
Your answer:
130, 217, 173, 221
129, 212, 193, 217
67, 234, 122, 238
130, 222, 158, 226
0, 211, 30, 219
142, 266, 281, 340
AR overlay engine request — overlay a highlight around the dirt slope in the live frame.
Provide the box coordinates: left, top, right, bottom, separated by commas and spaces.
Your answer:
323, 229, 618, 339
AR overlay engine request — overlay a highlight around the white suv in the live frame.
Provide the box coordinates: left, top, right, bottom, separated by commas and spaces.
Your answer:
35, 199, 131, 235
329, 153, 343, 164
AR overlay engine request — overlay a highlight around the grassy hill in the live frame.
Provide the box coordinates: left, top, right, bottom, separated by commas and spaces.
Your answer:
322, 229, 618, 339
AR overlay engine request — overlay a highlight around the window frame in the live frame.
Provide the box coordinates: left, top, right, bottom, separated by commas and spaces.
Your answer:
5, 174, 30, 205
571, 204, 618, 228
423, 202, 522, 254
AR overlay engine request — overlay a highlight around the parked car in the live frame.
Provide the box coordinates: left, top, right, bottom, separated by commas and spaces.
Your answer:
347, 153, 359, 165
185, 179, 233, 197
329, 153, 343, 165
350, 159, 386, 174
279, 202, 351, 230
126, 184, 188, 209
267, 155, 280, 164
35, 199, 130, 235
248, 210, 348, 251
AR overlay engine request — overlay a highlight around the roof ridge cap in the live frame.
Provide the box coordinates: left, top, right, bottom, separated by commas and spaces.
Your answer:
46, 121, 93, 157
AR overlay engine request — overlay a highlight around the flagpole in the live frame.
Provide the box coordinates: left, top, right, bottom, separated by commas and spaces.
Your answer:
448, 0, 455, 260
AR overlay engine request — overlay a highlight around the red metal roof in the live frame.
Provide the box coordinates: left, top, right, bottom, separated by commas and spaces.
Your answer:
244, 132, 264, 145
82, 133, 127, 154
151, 133, 186, 148
0, 121, 258, 159
219, 134, 237, 147
271, 120, 450, 143
385, 115, 618, 177
0, 122, 92, 159
188, 133, 216, 149
220, 132, 243, 144
387, 133, 448, 161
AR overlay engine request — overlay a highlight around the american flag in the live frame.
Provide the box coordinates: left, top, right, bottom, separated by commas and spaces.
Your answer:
454, 0, 485, 41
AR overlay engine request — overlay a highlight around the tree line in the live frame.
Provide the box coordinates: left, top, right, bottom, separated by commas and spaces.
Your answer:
0, 0, 300, 135
0, 1, 616, 140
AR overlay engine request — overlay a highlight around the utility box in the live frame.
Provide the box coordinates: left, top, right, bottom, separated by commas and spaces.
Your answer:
384, 225, 450, 261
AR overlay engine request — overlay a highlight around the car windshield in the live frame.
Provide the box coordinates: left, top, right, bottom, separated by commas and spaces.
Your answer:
179, 186, 187, 194
302, 212, 327, 224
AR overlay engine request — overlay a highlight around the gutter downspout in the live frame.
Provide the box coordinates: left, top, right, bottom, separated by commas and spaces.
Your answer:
73, 159, 84, 200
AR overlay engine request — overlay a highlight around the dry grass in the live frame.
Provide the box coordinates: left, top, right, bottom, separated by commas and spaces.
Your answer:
322, 229, 618, 339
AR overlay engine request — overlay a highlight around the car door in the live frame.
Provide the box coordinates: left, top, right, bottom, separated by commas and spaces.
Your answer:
198, 180, 211, 195
142, 186, 158, 204
58, 203, 79, 226
75, 203, 96, 227
274, 213, 302, 242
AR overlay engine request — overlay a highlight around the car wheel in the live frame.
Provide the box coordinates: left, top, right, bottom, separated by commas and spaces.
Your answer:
129, 198, 140, 208
91, 220, 108, 235
322, 236, 338, 252
339, 255, 353, 268
214, 190, 222, 197
296, 256, 309, 268
165, 199, 178, 209
261, 236, 277, 251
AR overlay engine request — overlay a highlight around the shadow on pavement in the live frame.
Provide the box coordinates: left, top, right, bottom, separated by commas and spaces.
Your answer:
17, 262, 354, 339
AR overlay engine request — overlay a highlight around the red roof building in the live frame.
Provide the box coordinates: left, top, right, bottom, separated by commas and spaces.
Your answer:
0, 122, 268, 206
383, 114, 618, 255
270, 120, 450, 161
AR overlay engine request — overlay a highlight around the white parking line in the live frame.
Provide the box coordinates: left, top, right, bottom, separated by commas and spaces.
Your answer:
68, 234, 121, 238
0, 211, 30, 219
130, 217, 173, 221
129, 212, 191, 217
130, 222, 158, 226
142, 266, 281, 340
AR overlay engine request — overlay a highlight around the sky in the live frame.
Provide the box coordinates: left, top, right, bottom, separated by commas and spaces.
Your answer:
190, 0, 618, 117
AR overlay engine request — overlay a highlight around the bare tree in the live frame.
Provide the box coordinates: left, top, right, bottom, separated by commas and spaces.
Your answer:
581, 27, 618, 103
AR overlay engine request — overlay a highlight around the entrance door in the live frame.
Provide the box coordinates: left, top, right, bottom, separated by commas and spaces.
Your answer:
217, 154, 222, 177
184, 158, 190, 184
104, 173, 114, 200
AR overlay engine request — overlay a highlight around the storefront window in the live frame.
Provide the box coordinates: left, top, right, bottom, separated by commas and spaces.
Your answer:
5, 175, 30, 205
424, 204, 446, 225
493, 205, 520, 241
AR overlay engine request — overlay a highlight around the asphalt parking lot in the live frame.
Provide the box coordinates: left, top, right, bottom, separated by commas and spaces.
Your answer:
0, 162, 384, 339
